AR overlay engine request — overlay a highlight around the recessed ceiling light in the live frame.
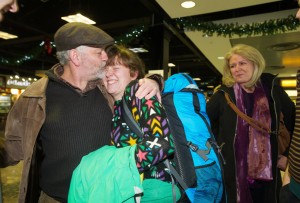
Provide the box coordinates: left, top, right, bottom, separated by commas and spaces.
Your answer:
181, 1, 196, 9
285, 90, 297, 97
269, 42, 300, 51
61, 13, 96, 24
281, 79, 296, 87
0, 31, 18, 40
218, 56, 224, 60
168, 63, 176, 67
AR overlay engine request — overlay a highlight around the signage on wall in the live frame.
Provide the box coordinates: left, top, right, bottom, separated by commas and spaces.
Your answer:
7, 79, 32, 87
0, 74, 38, 89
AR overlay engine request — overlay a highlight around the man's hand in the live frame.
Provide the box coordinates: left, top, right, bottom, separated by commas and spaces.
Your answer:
136, 78, 161, 102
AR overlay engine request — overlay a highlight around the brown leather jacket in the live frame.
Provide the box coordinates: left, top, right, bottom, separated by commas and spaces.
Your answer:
0, 66, 114, 202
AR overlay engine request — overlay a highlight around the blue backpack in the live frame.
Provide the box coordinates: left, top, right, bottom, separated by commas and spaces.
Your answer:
162, 73, 224, 203
123, 73, 225, 203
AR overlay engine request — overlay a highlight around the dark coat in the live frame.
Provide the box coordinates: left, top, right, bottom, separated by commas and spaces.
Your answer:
206, 73, 295, 203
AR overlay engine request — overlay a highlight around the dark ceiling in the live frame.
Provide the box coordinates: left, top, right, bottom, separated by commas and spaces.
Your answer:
0, 0, 298, 90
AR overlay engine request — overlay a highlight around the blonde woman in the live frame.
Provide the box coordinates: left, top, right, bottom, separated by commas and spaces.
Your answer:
207, 44, 295, 203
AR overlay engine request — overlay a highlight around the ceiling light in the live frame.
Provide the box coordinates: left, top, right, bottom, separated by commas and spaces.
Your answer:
61, 13, 96, 24
181, 1, 196, 9
269, 42, 300, 51
0, 31, 18, 40
217, 56, 224, 60
193, 77, 201, 81
168, 63, 176, 67
129, 47, 148, 53
281, 79, 296, 87
285, 90, 297, 97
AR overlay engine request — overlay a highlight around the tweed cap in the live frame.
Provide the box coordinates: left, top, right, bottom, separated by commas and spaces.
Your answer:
54, 22, 114, 51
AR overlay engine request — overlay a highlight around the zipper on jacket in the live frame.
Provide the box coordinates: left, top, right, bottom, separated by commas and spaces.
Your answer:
270, 76, 279, 203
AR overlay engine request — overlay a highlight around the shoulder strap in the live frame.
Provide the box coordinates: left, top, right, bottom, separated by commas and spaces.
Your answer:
122, 97, 143, 138
224, 92, 270, 134
191, 91, 226, 165
121, 97, 184, 200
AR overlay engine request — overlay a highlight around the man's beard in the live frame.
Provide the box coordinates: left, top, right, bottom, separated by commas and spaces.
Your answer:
95, 62, 106, 79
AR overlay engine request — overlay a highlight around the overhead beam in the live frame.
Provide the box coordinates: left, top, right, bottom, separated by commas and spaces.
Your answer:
99, 17, 152, 30
138, 0, 221, 77
0, 35, 47, 46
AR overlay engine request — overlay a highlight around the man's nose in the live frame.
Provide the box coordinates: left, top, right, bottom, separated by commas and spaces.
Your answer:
101, 51, 108, 60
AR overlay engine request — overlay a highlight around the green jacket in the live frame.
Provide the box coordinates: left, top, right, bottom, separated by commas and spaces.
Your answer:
68, 145, 143, 203
68, 145, 180, 203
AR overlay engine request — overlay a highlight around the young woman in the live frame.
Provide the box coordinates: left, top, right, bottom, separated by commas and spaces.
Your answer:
103, 45, 179, 202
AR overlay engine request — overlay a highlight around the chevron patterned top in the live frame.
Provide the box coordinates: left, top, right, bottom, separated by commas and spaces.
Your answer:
111, 80, 175, 182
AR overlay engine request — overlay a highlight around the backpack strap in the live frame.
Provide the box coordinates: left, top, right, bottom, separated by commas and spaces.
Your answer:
180, 74, 226, 164
122, 97, 143, 138
121, 97, 180, 202
189, 90, 226, 165
186, 141, 211, 162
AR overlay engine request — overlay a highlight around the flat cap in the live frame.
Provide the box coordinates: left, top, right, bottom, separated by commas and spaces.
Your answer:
54, 22, 114, 51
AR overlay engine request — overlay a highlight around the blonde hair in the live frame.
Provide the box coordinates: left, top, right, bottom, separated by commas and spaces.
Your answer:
222, 44, 265, 88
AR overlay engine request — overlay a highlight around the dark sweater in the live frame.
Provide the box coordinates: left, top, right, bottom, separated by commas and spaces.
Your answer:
39, 79, 112, 202
289, 70, 300, 199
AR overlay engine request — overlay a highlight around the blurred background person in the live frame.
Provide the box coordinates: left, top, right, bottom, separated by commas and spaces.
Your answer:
279, 1, 300, 202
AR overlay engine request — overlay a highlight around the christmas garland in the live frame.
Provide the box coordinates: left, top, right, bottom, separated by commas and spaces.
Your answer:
175, 15, 300, 37
1, 15, 299, 66
115, 25, 145, 44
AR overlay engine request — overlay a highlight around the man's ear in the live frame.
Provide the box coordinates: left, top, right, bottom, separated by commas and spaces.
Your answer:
69, 49, 81, 66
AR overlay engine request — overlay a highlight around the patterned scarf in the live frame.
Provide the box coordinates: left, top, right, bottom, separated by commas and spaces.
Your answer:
234, 82, 273, 203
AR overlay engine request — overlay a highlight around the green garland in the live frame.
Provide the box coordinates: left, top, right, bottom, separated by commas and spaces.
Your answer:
1, 15, 299, 66
0, 26, 146, 66
0, 45, 44, 66
115, 25, 145, 44
175, 15, 300, 37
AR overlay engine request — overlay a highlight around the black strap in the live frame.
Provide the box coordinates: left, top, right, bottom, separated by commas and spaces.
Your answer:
191, 92, 226, 165
122, 97, 143, 138
181, 73, 194, 84
187, 141, 211, 161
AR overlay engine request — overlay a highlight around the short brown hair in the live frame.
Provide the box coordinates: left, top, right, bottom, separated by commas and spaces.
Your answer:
105, 45, 145, 79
